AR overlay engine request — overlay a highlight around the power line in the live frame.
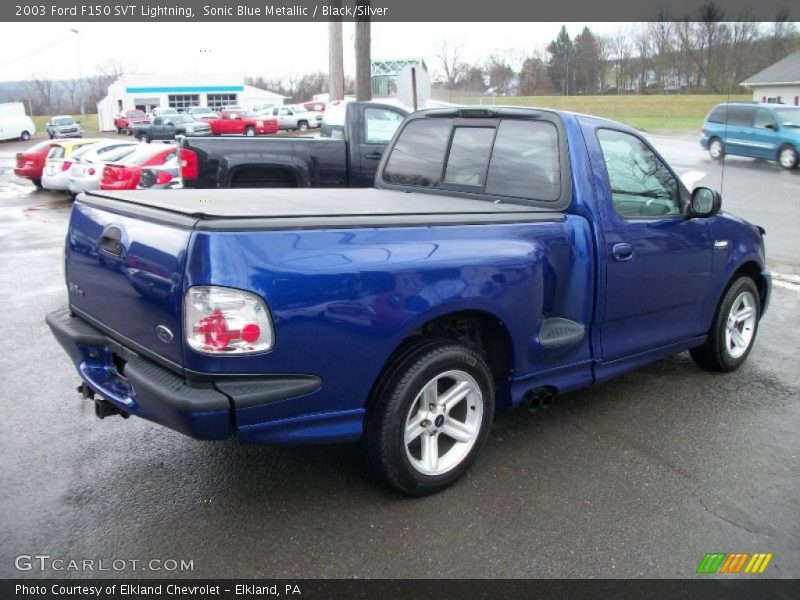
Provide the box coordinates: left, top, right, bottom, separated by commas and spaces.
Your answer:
0, 32, 77, 69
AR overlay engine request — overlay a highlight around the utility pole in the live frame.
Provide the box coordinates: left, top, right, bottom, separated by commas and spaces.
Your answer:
328, 18, 344, 101
355, 14, 372, 101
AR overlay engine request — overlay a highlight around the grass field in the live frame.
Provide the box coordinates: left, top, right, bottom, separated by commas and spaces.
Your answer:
456, 94, 751, 133
32, 114, 101, 135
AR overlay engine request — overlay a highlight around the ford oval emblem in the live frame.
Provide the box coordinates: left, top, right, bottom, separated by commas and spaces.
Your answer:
155, 325, 174, 344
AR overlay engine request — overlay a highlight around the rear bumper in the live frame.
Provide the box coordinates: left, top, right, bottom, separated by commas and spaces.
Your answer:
46, 308, 324, 441
42, 171, 71, 190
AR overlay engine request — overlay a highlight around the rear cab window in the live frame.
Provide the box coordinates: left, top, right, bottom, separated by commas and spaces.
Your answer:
381, 112, 568, 208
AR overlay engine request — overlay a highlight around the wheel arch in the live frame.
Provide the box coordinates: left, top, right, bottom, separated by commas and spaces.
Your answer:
365, 308, 515, 413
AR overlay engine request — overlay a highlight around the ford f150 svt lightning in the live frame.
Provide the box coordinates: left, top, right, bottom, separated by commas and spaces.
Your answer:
47, 107, 770, 495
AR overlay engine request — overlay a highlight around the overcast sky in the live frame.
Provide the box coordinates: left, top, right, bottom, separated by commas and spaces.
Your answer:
0, 22, 626, 83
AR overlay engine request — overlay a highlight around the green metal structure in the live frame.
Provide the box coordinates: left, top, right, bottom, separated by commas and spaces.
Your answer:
371, 58, 428, 97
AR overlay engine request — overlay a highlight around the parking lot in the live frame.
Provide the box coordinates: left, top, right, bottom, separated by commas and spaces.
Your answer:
0, 133, 798, 578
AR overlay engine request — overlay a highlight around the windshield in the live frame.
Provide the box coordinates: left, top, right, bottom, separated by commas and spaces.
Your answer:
174, 114, 193, 123
53, 117, 75, 126
774, 107, 800, 127
72, 144, 99, 159
127, 110, 145, 118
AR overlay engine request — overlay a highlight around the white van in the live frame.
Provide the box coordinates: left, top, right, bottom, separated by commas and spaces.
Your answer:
0, 102, 36, 142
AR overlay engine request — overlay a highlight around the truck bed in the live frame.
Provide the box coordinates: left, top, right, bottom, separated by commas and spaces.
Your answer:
81, 188, 564, 230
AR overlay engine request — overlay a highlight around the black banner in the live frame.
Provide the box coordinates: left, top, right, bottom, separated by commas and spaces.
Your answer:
3, 579, 800, 600
2, 0, 797, 22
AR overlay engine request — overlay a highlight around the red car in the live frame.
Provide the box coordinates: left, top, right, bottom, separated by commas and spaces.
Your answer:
14, 139, 61, 188
114, 110, 150, 134
207, 110, 279, 136
100, 144, 177, 191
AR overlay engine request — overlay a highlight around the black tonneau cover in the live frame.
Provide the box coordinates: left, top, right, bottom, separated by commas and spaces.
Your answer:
81, 188, 563, 231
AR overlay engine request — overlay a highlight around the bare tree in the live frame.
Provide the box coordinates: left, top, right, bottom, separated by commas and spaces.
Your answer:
436, 41, 468, 94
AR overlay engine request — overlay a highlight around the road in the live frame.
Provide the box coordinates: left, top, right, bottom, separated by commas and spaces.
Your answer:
0, 133, 798, 579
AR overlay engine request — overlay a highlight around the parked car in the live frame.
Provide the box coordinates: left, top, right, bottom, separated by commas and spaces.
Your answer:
41, 139, 103, 191
150, 107, 180, 119
142, 114, 212, 142
206, 110, 279, 136
185, 106, 218, 119
138, 158, 180, 189
701, 102, 800, 170
0, 102, 36, 141
47, 106, 771, 495
46, 116, 83, 139
129, 120, 152, 141
180, 101, 407, 188
268, 105, 321, 131
68, 141, 139, 195
14, 139, 62, 187
99, 143, 177, 191
114, 109, 149, 135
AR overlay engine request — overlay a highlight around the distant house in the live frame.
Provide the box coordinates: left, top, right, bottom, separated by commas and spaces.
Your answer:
741, 50, 800, 106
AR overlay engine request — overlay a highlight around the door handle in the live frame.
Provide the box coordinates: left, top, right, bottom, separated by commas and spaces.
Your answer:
364, 152, 383, 160
612, 243, 634, 262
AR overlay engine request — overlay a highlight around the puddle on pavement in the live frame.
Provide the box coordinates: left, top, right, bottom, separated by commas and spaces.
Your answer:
0, 180, 36, 200
23, 197, 73, 212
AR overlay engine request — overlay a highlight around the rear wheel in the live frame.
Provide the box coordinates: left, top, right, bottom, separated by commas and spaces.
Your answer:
365, 340, 494, 496
244, 126, 256, 137
778, 145, 798, 170
20, 131, 30, 141
298, 121, 309, 131
690, 276, 760, 372
708, 137, 724, 160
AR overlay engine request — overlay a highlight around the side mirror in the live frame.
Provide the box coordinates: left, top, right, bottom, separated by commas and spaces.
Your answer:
688, 186, 721, 218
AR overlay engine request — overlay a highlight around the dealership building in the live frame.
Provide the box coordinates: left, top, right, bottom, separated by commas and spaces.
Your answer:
96, 74, 285, 131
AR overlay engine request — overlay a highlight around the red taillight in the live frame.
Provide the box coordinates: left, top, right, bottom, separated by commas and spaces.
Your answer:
197, 309, 231, 350
16, 153, 25, 168
185, 287, 273, 355
195, 308, 261, 350
179, 148, 199, 180
60, 161, 72, 172
155, 171, 173, 185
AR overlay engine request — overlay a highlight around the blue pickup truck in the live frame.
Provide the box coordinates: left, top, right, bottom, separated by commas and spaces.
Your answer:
47, 107, 770, 495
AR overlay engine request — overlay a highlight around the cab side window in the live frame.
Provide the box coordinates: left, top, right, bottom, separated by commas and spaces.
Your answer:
364, 107, 406, 144
597, 129, 681, 219
754, 109, 777, 130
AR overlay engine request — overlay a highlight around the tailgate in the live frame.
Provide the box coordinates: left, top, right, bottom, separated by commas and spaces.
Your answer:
66, 198, 194, 368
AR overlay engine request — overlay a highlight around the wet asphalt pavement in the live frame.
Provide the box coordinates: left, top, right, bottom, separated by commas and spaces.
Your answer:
0, 134, 798, 579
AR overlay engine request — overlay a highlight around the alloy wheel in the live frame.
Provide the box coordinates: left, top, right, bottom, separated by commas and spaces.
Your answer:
725, 291, 756, 359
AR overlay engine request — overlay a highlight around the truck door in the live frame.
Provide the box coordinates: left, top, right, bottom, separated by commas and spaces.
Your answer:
593, 127, 713, 362
353, 106, 407, 186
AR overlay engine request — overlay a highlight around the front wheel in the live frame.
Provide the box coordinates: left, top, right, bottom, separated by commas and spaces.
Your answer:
778, 145, 798, 170
20, 131, 31, 141
298, 121, 309, 131
708, 137, 724, 160
365, 340, 494, 496
690, 276, 761, 372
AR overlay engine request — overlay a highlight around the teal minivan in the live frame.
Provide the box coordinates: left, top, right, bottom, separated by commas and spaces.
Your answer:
700, 102, 800, 170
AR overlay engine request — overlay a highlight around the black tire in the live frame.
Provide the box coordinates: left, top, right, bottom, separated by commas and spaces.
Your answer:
116, 127, 122, 134
298, 121, 309, 131
708, 137, 724, 160
244, 126, 256, 137
32, 177, 43, 189
690, 276, 761, 372
364, 339, 494, 496
777, 144, 798, 170
20, 131, 31, 141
